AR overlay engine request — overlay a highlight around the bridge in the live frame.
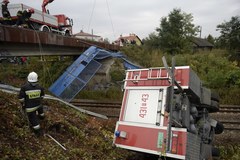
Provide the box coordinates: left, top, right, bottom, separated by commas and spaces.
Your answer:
0, 25, 120, 57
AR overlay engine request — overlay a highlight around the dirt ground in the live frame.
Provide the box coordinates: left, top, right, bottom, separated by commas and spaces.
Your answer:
0, 91, 137, 160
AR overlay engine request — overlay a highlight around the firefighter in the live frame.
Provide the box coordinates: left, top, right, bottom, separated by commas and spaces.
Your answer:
18, 72, 45, 137
1, 0, 12, 25
15, 10, 23, 26
21, 8, 34, 28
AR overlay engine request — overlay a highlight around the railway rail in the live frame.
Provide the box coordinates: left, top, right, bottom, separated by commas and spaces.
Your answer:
71, 99, 240, 131
219, 105, 240, 113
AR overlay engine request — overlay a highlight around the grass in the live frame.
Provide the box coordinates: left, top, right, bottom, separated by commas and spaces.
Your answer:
0, 91, 135, 159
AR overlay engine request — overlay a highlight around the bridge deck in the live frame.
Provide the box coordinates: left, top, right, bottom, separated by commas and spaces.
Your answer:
0, 25, 120, 56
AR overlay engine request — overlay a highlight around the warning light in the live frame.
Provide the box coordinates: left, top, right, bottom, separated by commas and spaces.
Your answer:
115, 131, 127, 138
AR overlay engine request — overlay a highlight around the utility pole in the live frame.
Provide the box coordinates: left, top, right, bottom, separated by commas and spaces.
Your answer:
199, 26, 202, 38
92, 29, 94, 41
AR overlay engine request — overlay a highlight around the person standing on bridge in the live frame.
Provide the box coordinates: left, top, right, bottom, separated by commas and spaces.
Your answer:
21, 8, 34, 29
1, 0, 12, 25
18, 72, 45, 137
15, 10, 23, 26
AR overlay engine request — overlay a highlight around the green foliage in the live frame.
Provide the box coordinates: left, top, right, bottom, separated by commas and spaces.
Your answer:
121, 45, 154, 67
78, 86, 123, 101
217, 16, 240, 50
219, 145, 240, 160
105, 86, 123, 100
155, 8, 198, 54
218, 87, 240, 104
217, 16, 240, 66
207, 34, 215, 45
142, 32, 161, 49
77, 90, 107, 100
110, 69, 125, 82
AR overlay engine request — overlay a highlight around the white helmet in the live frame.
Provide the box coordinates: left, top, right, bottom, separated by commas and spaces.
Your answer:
27, 72, 38, 82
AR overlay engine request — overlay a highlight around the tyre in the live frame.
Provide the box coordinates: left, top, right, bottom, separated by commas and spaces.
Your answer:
65, 30, 70, 36
215, 121, 224, 134
43, 26, 50, 32
40, 25, 50, 32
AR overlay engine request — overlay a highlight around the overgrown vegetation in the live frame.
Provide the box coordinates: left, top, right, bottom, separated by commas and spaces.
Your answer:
219, 145, 240, 160
0, 91, 135, 159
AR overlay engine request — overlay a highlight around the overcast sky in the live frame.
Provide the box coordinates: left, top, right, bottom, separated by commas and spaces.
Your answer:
10, 0, 240, 42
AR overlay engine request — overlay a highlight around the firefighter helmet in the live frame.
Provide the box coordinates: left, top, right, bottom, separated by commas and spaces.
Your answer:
27, 72, 38, 83
28, 8, 35, 14
2, 0, 9, 4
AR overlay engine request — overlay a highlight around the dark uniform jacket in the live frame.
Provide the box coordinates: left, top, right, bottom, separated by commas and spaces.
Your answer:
21, 10, 32, 28
22, 10, 32, 21
19, 82, 45, 112
1, 3, 11, 19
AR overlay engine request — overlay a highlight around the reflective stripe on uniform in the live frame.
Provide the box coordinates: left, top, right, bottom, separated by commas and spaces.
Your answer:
25, 105, 41, 113
3, 17, 11, 20
25, 90, 41, 99
19, 98, 24, 102
33, 124, 40, 130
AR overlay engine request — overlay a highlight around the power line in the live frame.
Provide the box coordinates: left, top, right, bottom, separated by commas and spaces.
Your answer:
88, 0, 96, 32
106, 0, 116, 40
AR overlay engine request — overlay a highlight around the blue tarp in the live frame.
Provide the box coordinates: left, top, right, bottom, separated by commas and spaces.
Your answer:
49, 46, 140, 102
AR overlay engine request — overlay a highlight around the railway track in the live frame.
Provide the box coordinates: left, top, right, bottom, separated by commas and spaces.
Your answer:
220, 121, 240, 131
71, 99, 121, 118
219, 105, 240, 113
71, 99, 240, 131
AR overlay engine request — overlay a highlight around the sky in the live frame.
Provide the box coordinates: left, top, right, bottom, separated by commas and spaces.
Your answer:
10, 0, 240, 42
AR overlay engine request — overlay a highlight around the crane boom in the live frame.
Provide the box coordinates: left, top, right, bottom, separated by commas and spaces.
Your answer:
42, 0, 54, 13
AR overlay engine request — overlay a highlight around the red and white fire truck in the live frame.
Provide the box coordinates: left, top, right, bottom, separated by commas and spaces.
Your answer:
0, 1, 73, 36
113, 57, 223, 160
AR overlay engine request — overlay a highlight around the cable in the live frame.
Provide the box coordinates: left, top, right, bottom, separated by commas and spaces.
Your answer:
88, 0, 96, 32
31, 24, 53, 86
106, 0, 116, 40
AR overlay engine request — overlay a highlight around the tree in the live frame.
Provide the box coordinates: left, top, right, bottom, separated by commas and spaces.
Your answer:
217, 16, 240, 50
217, 16, 240, 66
156, 8, 199, 54
207, 34, 215, 46
142, 32, 160, 49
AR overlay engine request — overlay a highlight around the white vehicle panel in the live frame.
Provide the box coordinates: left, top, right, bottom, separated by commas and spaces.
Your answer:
124, 89, 160, 124
0, 4, 58, 27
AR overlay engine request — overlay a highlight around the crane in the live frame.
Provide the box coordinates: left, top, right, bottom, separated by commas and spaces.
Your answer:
42, 0, 54, 13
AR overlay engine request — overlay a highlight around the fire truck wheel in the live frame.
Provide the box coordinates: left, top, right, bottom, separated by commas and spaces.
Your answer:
212, 147, 220, 157
215, 121, 224, 134
42, 26, 50, 32
211, 92, 220, 102
65, 31, 70, 37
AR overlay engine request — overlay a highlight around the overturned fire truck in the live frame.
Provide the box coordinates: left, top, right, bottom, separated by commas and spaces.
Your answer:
113, 57, 223, 160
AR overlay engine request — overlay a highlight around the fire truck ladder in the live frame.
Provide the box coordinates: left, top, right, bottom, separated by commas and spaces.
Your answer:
127, 68, 170, 84
148, 68, 169, 80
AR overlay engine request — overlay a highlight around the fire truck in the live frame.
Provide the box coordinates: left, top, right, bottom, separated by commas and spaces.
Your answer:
113, 57, 224, 160
0, 1, 73, 36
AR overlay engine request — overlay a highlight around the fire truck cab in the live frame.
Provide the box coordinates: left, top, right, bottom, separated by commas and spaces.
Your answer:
113, 62, 223, 160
